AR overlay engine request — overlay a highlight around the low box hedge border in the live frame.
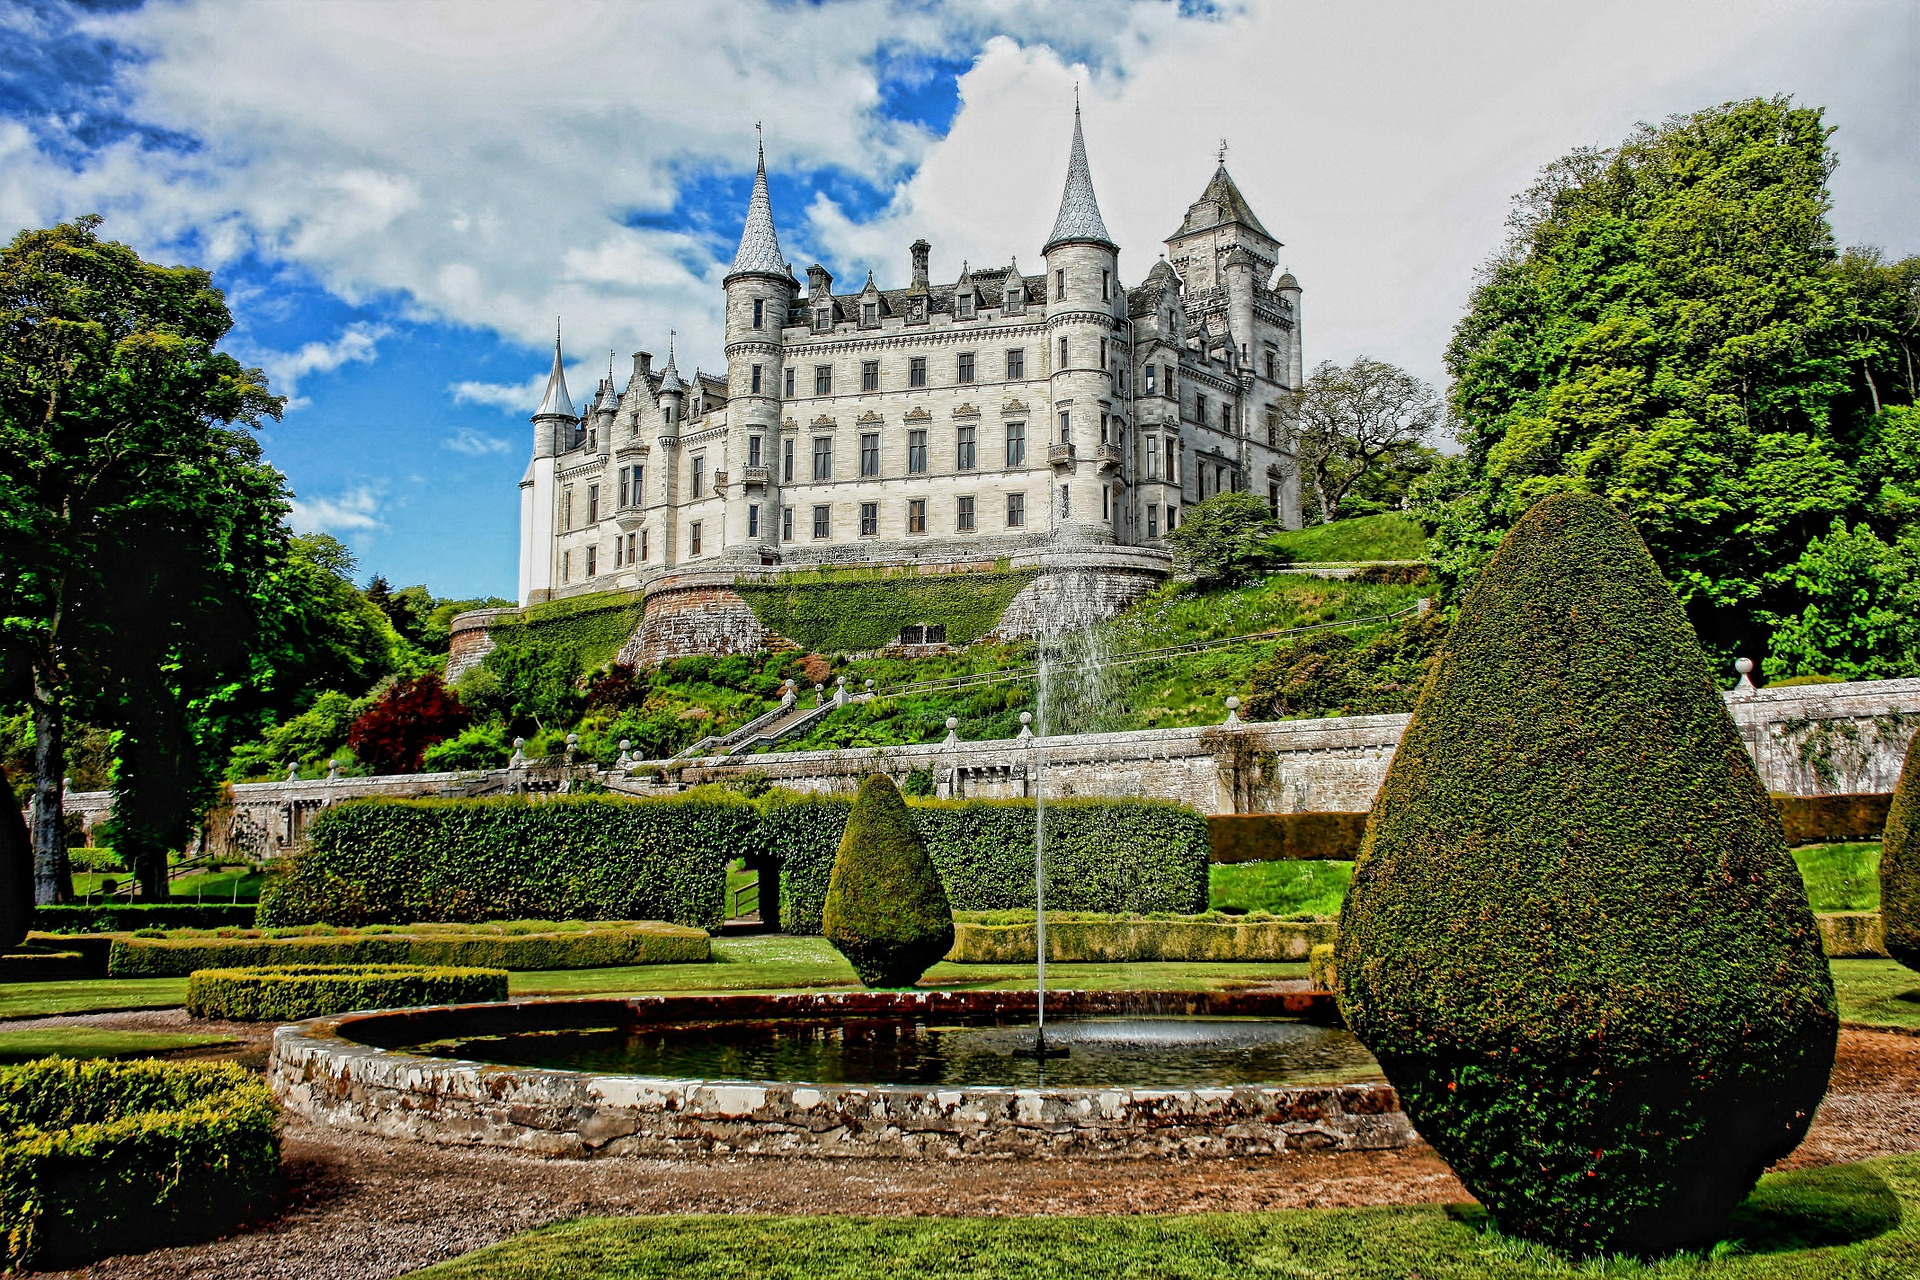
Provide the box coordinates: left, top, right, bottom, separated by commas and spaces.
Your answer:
946, 911, 1336, 964
109, 920, 708, 978
33, 904, 257, 933
185, 964, 509, 1021
0, 1057, 279, 1270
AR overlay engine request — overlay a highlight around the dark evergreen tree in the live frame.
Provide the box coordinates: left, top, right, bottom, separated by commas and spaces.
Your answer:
1336, 491, 1836, 1256
821, 773, 953, 987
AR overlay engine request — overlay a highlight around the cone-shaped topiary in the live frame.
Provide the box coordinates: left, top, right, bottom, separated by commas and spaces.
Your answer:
821, 773, 955, 987
0, 800, 30, 954
1880, 730, 1920, 971
1336, 491, 1836, 1258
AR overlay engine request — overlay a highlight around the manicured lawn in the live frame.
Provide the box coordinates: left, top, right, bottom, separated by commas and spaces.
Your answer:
0, 1027, 237, 1063
1831, 959, 1920, 1030
1210, 859, 1352, 916
0, 977, 187, 1020
404, 1153, 1920, 1279
1795, 844, 1880, 913
1268, 512, 1429, 563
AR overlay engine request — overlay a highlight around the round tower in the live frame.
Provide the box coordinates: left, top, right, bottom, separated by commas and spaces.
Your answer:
1042, 102, 1123, 546
520, 331, 577, 604
722, 136, 796, 564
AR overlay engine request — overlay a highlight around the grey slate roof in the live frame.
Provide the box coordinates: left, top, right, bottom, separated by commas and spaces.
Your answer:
535, 337, 576, 418
656, 339, 686, 395
1043, 106, 1115, 253
728, 143, 787, 279
1170, 164, 1275, 242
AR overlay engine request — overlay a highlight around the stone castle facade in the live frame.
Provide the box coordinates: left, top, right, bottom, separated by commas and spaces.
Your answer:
516, 108, 1306, 616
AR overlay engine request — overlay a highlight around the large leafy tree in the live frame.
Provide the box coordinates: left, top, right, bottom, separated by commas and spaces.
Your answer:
1295, 357, 1443, 525
1426, 97, 1918, 669
0, 217, 287, 900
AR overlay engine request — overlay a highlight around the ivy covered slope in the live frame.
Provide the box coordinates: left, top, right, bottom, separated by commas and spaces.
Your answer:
820, 774, 954, 988
1879, 730, 1920, 970
1336, 492, 1837, 1257
734, 566, 1038, 652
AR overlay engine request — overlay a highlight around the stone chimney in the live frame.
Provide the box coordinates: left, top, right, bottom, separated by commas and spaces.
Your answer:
806, 263, 834, 298
632, 351, 652, 380
910, 239, 931, 289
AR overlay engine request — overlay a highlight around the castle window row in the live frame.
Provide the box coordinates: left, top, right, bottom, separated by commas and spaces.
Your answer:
776, 493, 1027, 542
783, 349, 1032, 399
791, 422, 1028, 481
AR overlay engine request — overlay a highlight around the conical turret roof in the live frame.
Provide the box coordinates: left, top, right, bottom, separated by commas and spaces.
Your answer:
728, 140, 787, 279
1043, 103, 1115, 253
657, 335, 686, 395
1171, 164, 1275, 242
535, 333, 575, 419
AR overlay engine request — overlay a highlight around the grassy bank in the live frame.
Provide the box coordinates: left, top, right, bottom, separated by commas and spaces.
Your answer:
1268, 511, 1428, 563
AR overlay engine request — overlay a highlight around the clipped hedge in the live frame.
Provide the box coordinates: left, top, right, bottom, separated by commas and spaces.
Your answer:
1309, 942, 1337, 991
1883, 732, 1920, 969
185, 964, 508, 1021
1816, 912, 1888, 959
0, 1058, 279, 1269
1775, 792, 1893, 846
948, 911, 1333, 963
822, 774, 954, 987
769, 794, 1211, 935
33, 903, 257, 933
1208, 812, 1369, 862
257, 795, 757, 928
110, 920, 707, 977
733, 568, 1039, 652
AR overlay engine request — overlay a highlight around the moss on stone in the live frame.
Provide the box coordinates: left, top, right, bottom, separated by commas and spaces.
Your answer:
1335, 491, 1837, 1257
1880, 732, 1920, 970
821, 774, 954, 987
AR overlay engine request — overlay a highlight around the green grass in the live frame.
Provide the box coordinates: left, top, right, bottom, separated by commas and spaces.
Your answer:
68, 868, 265, 902
1209, 860, 1352, 916
1794, 844, 1880, 913
1267, 512, 1429, 563
1830, 959, 1920, 1030
0, 978, 187, 1020
404, 1153, 1920, 1279
0, 1027, 237, 1063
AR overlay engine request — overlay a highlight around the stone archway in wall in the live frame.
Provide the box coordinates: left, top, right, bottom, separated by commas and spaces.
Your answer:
736, 847, 782, 933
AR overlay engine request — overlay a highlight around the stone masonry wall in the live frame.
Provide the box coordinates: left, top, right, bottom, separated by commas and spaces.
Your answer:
621, 571, 777, 667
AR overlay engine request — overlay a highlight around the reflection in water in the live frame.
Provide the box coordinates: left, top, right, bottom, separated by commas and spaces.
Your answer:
408, 1015, 1382, 1089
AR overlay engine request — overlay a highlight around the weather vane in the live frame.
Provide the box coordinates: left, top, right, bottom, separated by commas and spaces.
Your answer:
1217, 137, 1229, 165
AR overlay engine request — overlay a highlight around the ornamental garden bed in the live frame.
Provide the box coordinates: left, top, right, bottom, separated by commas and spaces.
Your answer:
0, 1057, 279, 1269
947, 910, 1337, 963
186, 964, 509, 1021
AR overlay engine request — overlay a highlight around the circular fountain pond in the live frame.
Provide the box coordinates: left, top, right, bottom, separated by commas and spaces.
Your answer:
269, 989, 1413, 1159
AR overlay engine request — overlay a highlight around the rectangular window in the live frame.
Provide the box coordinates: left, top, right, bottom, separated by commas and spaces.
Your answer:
812, 436, 832, 481
909, 356, 927, 388
1101, 269, 1110, 301
619, 468, 630, 507
957, 352, 975, 383
784, 367, 795, 397
1058, 336, 1068, 368
588, 484, 599, 523
861, 360, 879, 392
691, 456, 704, 498
1054, 268, 1064, 300
1195, 393, 1206, 425
751, 363, 763, 393
814, 365, 832, 395
1146, 434, 1160, 478
1266, 412, 1278, 448
782, 437, 795, 483
1166, 436, 1177, 482
753, 298, 765, 329
958, 291, 975, 318
641, 529, 649, 560
562, 488, 573, 531
1006, 421, 1026, 466
1059, 484, 1071, 517
627, 531, 638, 563
1222, 401, 1232, 432
1168, 504, 1179, 529
1007, 492, 1025, 527
689, 522, 702, 556
862, 301, 877, 326
749, 503, 760, 537
956, 424, 976, 471
1058, 410, 1071, 443
907, 428, 927, 474
812, 505, 830, 539
749, 435, 762, 467
860, 431, 880, 477
957, 495, 975, 532
908, 498, 927, 534
1099, 338, 1108, 370
1147, 504, 1160, 538
860, 501, 878, 536
814, 308, 831, 333
1146, 365, 1157, 394
562, 550, 570, 583
586, 545, 597, 577
782, 506, 793, 542
1102, 487, 1110, 520
1269, 482, 1280, 514
1006, 348, 1024, 380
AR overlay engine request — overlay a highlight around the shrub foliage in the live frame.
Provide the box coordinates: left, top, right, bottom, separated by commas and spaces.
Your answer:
733, 567, 1038, 652
257, 795, 755, 929
0, 1057, 279, 1269
1336, 492, 1837, 1256
821, 775, 954, 987
769, 793, 1211, 935
185, 963, 508, 1021
1880, 732, 1920, 969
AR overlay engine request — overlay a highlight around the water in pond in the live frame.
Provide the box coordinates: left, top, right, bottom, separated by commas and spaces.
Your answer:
404, 1015, 1381, 1089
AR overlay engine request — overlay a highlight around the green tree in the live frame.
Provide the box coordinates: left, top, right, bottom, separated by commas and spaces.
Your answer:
821, 773, 954, 987
0, 217, 287, 900
1295, 357, 1444, 525
1165, 491, 1277, 587
1430, 97, 1916, 667
1880, 731, 1920, 971
1337, 492, 1835, 1256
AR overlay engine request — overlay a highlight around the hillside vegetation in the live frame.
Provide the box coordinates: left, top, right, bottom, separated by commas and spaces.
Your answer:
1267, 512, 1427, 563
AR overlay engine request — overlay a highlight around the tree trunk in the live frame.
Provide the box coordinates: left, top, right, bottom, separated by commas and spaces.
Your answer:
135, 849, 168, 901
29, 683, 72, 906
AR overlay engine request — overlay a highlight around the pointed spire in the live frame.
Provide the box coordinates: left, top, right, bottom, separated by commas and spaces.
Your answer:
1044, 100, 1115, 253
657, 330, 685, 395
728, 128, 787, 279
535, 325, 576, 419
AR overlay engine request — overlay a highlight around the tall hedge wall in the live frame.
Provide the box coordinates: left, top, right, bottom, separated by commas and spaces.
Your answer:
767, 794, 1210, 935
257, 795, 756, 929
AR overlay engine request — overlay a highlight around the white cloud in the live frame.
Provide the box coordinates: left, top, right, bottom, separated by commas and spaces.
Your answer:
241, 321, 389, 405
442, 427, 511, 456
290, 485, 384, 536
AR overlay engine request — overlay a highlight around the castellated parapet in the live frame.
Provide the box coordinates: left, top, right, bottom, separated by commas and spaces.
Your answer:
506, 109, 1305, 658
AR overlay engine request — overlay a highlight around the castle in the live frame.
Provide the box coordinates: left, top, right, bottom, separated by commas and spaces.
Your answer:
508, 107, 1304, 657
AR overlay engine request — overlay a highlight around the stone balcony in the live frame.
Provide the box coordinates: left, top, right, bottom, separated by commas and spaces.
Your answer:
741, 465, 770, 489
1095, 442, 1124, 471
1048, 441, 1075, 468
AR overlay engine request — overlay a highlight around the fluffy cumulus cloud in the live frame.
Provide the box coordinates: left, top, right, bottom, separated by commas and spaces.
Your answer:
289, 484, 384, 536
442, 427, 512, 457
239, 321, 388, 407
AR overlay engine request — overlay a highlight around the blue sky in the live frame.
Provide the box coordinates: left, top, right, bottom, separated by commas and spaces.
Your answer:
3, 0, 1915, 600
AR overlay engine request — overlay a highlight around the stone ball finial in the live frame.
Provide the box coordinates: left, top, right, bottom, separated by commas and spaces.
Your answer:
513, 737, 526, 749
1226, 696, 1241, 710
618, 740, 631, 752
945, 717, 959, 730
836, 675, 846, 686
1020, 711, 1033, 725
566, 733, 580, 747
1734, 657, 1753, 675
865, 679, 875, 690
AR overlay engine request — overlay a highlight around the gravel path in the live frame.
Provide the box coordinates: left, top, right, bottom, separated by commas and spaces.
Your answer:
28, 1024, 1920, 1279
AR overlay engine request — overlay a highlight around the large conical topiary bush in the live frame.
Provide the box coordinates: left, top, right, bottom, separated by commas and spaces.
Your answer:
1335, 491, 1836, 1257
1880, 730, 1920, 971
821, 774, 954, 987
0, 800, 29, 954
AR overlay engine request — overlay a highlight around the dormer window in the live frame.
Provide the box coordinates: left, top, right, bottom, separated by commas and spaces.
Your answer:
814, 308, 832, 333
958, 291, 975, 319
1004, 282, 1024, 314
862, 302, 878, 327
